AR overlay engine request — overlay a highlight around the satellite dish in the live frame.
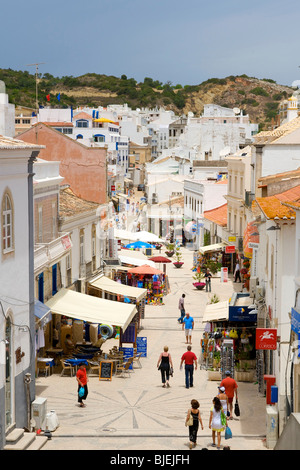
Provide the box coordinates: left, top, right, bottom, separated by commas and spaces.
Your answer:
219, 146, 231, 157
233, 107, 240, 115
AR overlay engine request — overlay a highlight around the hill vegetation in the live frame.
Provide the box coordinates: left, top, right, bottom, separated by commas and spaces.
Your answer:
0, 68, 294, 129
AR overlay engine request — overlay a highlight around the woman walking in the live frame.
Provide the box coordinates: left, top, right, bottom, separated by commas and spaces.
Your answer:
157, 346, 173, 388
209, 397, 226, 449
185, 399, 204, 449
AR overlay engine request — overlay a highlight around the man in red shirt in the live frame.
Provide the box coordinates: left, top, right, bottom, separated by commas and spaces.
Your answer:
180, 345, 197, 389
76, 363, 89, 407
220, 371, 238, 419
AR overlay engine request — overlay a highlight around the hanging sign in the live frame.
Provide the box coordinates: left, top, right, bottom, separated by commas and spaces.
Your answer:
225, 245, 235, 254
255, 328, 277, 350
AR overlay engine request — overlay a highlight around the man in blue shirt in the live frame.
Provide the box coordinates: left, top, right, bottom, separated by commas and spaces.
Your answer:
182, 312, 194, 344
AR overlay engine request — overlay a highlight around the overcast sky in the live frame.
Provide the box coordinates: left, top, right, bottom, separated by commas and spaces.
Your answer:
1, 0, 300, 86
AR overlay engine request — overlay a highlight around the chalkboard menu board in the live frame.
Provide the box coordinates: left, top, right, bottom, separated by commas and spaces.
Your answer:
99, 361, 113, 381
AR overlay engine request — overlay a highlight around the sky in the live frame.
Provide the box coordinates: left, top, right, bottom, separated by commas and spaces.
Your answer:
1, 0, 300, 87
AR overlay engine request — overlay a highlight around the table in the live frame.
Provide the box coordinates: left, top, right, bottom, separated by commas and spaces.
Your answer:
46, 348, 63, 365
65, 358, 88, 372
37, 357, 55, 376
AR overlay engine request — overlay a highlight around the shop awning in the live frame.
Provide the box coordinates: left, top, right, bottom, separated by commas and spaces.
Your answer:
46, 288, 137, 331
199, 242, 227, 254
119, 254, 156, 268
202, 300, 229, 323
89, 275, 147, 302
34, 299, 52, 324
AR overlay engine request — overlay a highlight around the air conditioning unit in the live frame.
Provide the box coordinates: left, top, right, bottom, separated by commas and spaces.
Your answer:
32, 397, 47, 430
255, 285, 265, 299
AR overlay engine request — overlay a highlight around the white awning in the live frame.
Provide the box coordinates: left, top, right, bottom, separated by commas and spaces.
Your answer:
199, 243, 226, 254
89, 275, 147, 302
119, 255, 156, 268
202, 300, 229, 323
46, 288, 137, 331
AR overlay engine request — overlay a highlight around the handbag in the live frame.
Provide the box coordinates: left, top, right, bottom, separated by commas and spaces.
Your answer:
225, 426, 232, 440
169, 366, 173, 377
78, 386, 85, 398
234, 400, 240, 417
221, 410, 227, 426
185, 412, 194, 427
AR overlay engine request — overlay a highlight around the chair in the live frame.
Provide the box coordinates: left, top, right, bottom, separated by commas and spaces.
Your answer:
37, 362, 50, 377
88, 360, 100, 376
115, 357, 134, 378
60, 359, 75, 377
133, 352, 142, 369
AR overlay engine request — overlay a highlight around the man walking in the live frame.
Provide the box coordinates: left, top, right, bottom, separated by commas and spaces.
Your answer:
234, 262, 241, 282
180, 345, 198, 389
177, 293, 186, 324
204, 269, 212, 292
220, 370, 238, 419
182, 312, 194, 344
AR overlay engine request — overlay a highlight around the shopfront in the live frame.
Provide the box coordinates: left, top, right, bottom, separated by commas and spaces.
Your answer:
201, 293, 257, 381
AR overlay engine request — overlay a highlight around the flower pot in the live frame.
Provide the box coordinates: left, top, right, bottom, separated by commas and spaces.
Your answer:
173, 262, 184, 268
165, 251, 174, 258
193, 282, 206, 290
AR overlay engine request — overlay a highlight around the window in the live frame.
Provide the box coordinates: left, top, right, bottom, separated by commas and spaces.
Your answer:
2, 192, 13, 253
76, 120, 88, 128
80, 231, 84, 265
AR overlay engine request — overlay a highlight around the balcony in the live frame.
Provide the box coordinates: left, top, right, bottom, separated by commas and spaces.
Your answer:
34, 233, 72, 274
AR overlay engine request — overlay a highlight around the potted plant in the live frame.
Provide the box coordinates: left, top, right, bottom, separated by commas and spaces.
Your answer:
165, 243, 175, 257
192, 271, 206, 290
173, 248, 184, 268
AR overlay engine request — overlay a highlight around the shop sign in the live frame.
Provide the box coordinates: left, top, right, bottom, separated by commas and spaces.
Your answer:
228, 236, 236, 242
255, 328, 277, 350
225, 245, 235, 254
136, 337, 147, 357
220, 267, 228, 282
291, 308, 300, 335
111, 185, 115, 191
229, 306, 256, 322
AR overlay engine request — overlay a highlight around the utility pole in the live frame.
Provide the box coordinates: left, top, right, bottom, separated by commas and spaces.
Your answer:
26, 62, 45, 113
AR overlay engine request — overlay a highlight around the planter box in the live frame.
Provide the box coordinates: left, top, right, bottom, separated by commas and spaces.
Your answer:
235, 370, 254, 382
207, 370, 221, 381
165, 251, 174, 258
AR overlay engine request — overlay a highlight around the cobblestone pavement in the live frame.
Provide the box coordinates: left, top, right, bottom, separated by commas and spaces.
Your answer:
38, 247, 269, 451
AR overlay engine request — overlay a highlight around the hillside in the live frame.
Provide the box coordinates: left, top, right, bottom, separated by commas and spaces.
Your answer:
0, 68, 294, 129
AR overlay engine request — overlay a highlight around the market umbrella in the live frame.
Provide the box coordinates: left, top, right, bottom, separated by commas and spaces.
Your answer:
149, 256, 172, 263
149, 255, 171, 274
125, 241, 156, 249
127, 265, 163, 275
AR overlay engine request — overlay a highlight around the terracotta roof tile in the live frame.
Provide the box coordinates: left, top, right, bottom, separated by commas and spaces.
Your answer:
59, 187, 99, 218
255, 185, 300, 219
203, 203, 227, 226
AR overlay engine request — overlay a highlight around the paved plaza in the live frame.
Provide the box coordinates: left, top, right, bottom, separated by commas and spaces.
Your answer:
38, 247, 268, 451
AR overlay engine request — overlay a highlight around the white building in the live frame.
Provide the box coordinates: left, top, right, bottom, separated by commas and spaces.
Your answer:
223, 146, 252, 250
253, 116, 300, 196
0, 80, 15, 137
179, 104, 258, 161
0, 135, 42, 449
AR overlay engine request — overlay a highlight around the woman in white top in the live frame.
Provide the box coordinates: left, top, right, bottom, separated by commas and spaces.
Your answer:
209, 397, 226, 449
217, 386, 229, 416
